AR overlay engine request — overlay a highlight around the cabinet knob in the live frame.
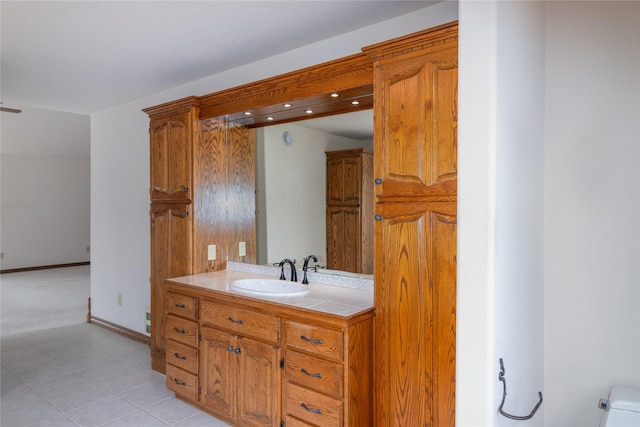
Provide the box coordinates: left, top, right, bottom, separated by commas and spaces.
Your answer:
375, 178, 383, 185
375, 214, 382, 221
227, 346, 234, 352
183, 187, 189, 192
234, 347, 242, 354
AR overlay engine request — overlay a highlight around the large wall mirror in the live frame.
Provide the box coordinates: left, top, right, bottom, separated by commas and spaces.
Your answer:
254, 109, 373, 276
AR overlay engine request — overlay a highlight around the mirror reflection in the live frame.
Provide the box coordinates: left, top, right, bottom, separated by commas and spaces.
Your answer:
253, 109, 373, 276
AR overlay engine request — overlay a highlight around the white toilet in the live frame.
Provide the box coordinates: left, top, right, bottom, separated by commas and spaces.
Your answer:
599, 386, 640, 426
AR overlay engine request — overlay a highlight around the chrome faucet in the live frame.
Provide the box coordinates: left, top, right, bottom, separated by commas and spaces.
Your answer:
302, 255, 318, 284
279, 258, 297, 282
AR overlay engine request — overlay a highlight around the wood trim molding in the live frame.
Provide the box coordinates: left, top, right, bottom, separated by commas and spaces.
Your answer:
88, 314, 151, 346
362, 21, 458, 62
0, 261, 90, 274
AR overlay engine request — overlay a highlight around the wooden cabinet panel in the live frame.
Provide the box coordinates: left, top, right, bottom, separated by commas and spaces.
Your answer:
374, 203, 456, 426
149, 113, 192, 202
166, 315, 198, 347
226, 124, 257, 265
150, 203, 193, 372
200, 326, 236, 420
286, 321, 343, 361
366, 21, 458, 427
166, 340, 198, 374
285, 349, 343, 398
166, 363, 198, 401
285, 382, 342, 427
236, 336, 281, 427
200, 300, 279, 344
372, 38, 458, 201
200, 321, 281, 427
166, 291, 197, 319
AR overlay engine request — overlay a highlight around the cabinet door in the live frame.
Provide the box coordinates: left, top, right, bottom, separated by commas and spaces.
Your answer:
200, 327, 236, 420
150, 204, 192, 372
374, 203, 456, 427
327, 156, 361, 205
326, 207, 361, 273
150, 112, 192, 202
236, 336, 281, 427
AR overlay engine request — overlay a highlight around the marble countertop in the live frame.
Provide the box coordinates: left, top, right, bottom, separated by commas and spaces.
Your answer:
167, 269, 374, 318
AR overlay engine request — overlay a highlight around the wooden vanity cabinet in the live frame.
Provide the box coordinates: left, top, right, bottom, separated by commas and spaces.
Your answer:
325, 148, 373, 274
164, 281, 373, 427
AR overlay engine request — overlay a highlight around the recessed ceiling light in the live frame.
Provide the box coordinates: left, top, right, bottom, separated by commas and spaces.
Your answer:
243, 111, 252, 116
351, 101, 360, 105
266, 116, 275, 121
283, 103, 293, 108
305, 109, 314, 114
330, 93, 340, 98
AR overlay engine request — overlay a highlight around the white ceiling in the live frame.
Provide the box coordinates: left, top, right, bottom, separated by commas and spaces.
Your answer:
1, 1, 439, 115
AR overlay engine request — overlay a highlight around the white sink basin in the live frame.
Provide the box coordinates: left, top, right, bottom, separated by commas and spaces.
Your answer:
229, 278, 310, 297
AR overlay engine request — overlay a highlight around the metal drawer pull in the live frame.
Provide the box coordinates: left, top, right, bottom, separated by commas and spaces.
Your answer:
173, 302, 187, 308
173, 327, 187, 334
301, 335, 322, 345
301, 368, 322, 379
174, 353, 187, 360
227, 316, 244, 325
173, 379, 187, 386
234, 348, 241, 354
227, 346, 235, 352
301, 403, 322, 414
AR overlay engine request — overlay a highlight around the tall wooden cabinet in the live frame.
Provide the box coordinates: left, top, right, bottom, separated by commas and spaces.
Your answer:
364, 22, 458, 427
325, 148, 373, 274
145, 98, 232, 373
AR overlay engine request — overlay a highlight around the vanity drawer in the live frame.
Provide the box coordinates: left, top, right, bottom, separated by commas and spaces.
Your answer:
200, 300, 279, 343
166, 363, 198, 401
285, 382, 342, 427
166, 314, 198, 347
286, 321, 343, 361
285, 349, 343, 398
284, 416, 317, 427
166, 339, 198, 374
166, 291, 198, 320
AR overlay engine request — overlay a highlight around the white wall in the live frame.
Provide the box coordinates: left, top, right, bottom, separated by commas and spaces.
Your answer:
460, 2, 640, 427
1, 155, 90, 270
89, 3, 457, 333
1, 107, 90, 270
257, 122, 370, 267
544, 2, 640, 426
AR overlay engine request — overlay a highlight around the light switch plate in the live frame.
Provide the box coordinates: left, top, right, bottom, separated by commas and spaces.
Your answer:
208, 244, 216, 261
238, 241, 246, 257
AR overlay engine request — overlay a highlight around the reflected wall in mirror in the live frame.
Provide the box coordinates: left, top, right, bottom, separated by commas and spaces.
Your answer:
253, 109, 373, 274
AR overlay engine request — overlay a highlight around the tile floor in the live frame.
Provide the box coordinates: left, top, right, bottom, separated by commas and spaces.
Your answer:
1, 266, 230, 426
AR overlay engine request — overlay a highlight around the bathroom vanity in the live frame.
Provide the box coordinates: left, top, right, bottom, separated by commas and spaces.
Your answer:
163, 269, 374, 427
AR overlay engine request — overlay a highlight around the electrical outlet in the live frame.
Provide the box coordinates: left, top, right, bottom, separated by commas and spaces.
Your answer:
208, 244, 216, 261
117, 293, 122, 305
238, 241, 246, 257
86, 246, 90, 252
0, 252, 4, 259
